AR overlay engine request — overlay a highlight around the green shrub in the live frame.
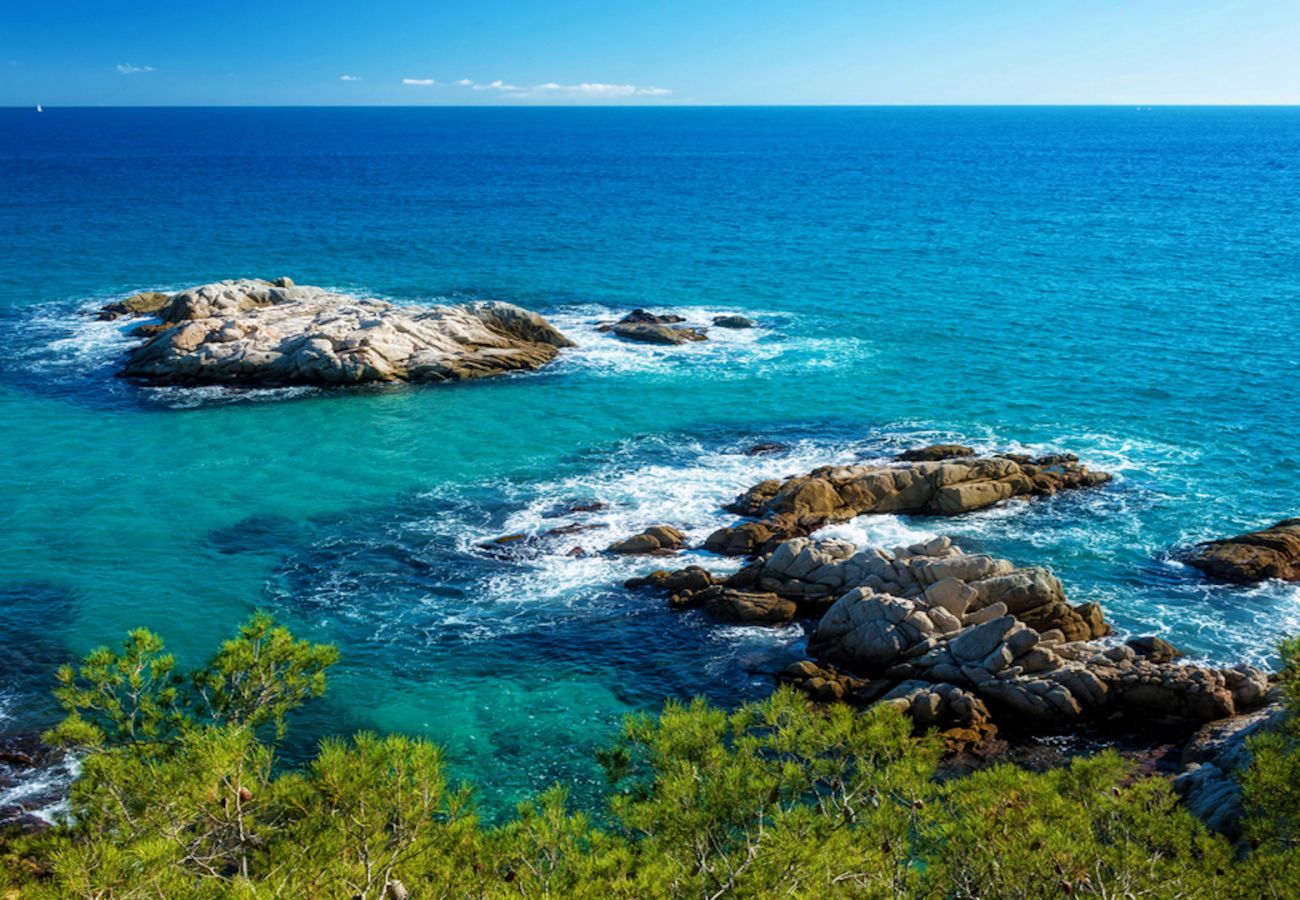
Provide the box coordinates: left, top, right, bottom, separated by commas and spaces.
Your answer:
3, 615, 1299, 898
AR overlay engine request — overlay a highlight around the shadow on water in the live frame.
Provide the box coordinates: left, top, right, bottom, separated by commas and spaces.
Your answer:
0, 582, 77, 732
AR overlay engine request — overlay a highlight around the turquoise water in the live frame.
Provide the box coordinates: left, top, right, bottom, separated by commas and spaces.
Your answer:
2, 107, 1299, 815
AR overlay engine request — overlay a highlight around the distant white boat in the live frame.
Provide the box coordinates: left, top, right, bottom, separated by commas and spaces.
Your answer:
36, 104, 43, 113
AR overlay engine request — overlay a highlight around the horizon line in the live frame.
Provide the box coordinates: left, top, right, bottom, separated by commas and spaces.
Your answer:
8, 102, 1300, 110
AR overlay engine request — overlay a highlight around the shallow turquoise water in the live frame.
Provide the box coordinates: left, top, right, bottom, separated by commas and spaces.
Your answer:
1, 107, 1299, 815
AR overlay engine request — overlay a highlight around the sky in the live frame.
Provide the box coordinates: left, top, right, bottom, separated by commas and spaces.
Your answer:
2, 0, 1299, 106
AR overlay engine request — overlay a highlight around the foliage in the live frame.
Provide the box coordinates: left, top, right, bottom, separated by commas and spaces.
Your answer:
3, 618, 1300, 897
1242, 635, 1300, 856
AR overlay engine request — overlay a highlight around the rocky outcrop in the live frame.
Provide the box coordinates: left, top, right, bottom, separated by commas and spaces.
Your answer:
1185, 519, 1300, 584
118, 279, 574, 386
804, 541, 1267, 729
608, 525, 686, 555
97, 291, 172, 320
1176, 705, 1287, 839
706, 453, 1111, 555
598, 309, 707, 345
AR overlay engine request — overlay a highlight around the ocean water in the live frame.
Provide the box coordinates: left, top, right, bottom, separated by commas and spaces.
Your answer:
1, 106, 1299, 818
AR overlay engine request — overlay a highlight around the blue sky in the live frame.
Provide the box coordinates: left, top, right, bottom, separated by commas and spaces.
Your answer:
3, 0, 1299, 106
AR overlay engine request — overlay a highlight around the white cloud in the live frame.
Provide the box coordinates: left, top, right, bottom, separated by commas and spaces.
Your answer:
402, 78, 436, 86
453, 79, 672, 100
339, 74, 361, 82
115, 64, 155, 75
533, 82, 672, 98
472, 79, 522, 92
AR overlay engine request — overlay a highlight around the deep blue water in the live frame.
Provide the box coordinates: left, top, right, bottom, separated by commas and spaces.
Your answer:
1, 106, 1299, 817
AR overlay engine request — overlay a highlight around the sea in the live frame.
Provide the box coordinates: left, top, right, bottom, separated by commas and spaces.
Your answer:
1, 106, 1298, 819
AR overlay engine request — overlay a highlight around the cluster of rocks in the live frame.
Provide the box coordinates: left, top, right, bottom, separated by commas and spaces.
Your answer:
730, 535, 1109, 640
1185, 518, 1300, 584
800, 540, 1268, 729
705, 450, 1112, 556
633, 529, 1273, 755
107, 278, 575, 386
597, 310, 708, 345
595, 309, 754, 344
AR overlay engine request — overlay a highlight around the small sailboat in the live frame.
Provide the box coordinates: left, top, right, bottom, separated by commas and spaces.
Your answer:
36, 104, 43, 113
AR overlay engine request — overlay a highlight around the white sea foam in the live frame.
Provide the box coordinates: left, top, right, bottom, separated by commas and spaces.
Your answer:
540, 303, 871, 378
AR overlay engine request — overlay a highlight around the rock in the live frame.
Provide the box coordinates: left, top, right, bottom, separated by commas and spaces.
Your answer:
777, 659, 881, 704
744, 442, 787, 455
896, 444, 976, 462
1184, 519, 1300, 584
610, 321, 708, 344
608, 525, 686, 555
119, 279, 573, 386
96, 291, 172, 320
607, 309, 685, 325
130, 322, 173, 338
721, 453, 1111, 546
625, 566, 717, 593
1175, 705, 1287, 840
878, 680, 998, 749
704, 520, 779, 556
711, 314, 754, 329
707, 590, 797, 624
1126, 636, 1183, 662
598, 309, 707, 344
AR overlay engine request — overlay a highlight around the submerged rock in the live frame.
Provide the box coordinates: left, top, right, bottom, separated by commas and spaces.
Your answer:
119, 279, 574, 386
706, 452, 1111, 555
1184, 519, 1300, 584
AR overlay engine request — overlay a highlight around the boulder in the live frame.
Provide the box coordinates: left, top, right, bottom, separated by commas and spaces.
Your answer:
119, 279, 574, 386
625, 566, 717, 593
896, 444, 976, 462
611, 322, 708, 344
1185, 519, 1300, 584
608, 525, 686, 555
97, 291, 172, 320
711, 314, 754, 329
704, 520, 780, 557
707, 590, 797, 624
1126, 635, 1183, 662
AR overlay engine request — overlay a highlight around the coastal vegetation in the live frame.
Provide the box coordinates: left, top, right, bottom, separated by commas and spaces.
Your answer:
2, 615, 1298, 897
